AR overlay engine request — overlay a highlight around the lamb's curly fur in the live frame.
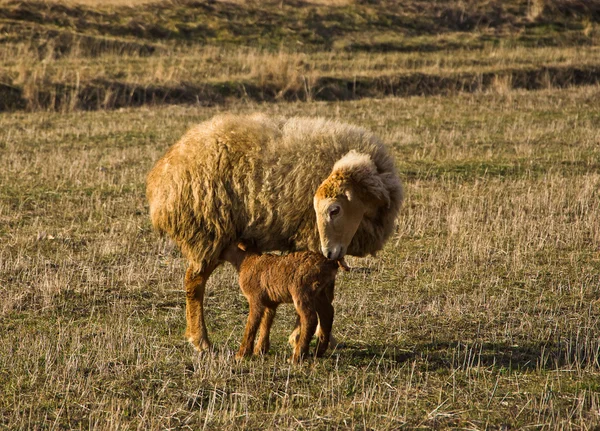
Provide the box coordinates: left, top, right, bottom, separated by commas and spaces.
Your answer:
147, 113, 403, 271
220, 244, 338, 363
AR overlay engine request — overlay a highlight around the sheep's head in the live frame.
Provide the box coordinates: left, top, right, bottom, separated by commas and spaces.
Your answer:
314, 151, 390, 260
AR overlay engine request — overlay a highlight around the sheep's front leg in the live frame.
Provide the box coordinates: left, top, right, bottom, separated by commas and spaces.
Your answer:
315, 293, 334, 357
291, 300, 318, 364
185, 263, 219, 352
254, 306, 277, 355
237, 302, 264, 360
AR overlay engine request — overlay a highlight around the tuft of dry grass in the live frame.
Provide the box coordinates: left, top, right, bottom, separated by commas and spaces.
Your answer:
527, 0, 547, 21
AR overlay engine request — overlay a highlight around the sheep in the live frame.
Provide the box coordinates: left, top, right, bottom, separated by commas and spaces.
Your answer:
220, 243, 342, 363
146, 113, 403, 351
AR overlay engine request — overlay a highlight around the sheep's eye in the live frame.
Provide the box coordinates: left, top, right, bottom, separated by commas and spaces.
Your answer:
329, 206, 340, 218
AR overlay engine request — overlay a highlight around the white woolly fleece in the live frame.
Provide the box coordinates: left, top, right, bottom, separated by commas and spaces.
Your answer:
333, 150, 376, 174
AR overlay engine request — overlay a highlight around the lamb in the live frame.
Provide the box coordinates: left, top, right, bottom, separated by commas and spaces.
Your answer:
146, 113, 403, 351
220, 243, 344, 363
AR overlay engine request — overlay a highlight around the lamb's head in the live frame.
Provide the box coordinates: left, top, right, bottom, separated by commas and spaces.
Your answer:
220, 241, 260, 269
314, 151, 390, 260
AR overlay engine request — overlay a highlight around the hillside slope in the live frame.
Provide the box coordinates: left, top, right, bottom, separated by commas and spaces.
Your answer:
0, 0, 598, 111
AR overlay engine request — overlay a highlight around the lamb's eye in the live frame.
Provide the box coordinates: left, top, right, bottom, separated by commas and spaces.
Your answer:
329, 206, 340, 218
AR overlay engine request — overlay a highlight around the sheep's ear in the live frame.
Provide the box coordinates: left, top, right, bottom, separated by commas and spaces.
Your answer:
237, 242, 247, 251
353, 171, 390, 209
334, 151, 391, 209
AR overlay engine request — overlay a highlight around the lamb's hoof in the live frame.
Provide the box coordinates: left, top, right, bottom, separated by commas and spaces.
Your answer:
328, 334, 339, 349
253, 343, 270, 356
289, 355, 304, 364
235, 350, 252, 361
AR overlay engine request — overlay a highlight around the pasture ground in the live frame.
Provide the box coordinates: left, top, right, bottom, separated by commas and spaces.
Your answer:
1, 0, 600, 429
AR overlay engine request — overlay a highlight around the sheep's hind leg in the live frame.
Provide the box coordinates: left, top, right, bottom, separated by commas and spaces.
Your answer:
185, 262, 219, 352
254, 307, 277, 355
237, 302, 265, 360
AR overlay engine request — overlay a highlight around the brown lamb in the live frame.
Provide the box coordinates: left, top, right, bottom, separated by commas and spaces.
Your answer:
221, 243, 342, 363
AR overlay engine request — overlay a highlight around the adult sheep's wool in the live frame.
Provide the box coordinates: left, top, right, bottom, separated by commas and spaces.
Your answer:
146, 113, 403, 272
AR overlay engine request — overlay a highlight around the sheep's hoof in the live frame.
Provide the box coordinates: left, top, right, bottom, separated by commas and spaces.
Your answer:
314, 326, 339, 350
316, 342, 328, 357
235, 348, 253, 361
235, 353, 247, 361
186, 335, 212, 352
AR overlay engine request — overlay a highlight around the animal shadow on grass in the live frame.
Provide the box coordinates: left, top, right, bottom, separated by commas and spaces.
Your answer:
347, 266, 374, 274
335, 340, 597, 371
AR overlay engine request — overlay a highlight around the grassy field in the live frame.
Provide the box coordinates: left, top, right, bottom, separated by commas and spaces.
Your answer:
1, 0, 600, 110
2, 0, 600, 429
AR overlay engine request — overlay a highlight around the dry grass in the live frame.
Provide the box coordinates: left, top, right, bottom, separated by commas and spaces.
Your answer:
1, 0, 599, 111
1, 0, 600, 428
2, 42, 599, 111
5, 43, 599, 83
2, 85, 600, 429
0, 0, 160, 4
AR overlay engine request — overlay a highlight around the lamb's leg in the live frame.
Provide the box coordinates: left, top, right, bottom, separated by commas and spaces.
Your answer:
254, 306, 277, 355
315, 280, 338, 351
315, 292, 334, 357
291, 301, 318, 364
289, 277, 336, 352
288, 314, 301, 348
184, 263, 219, 351
289, 314, 338, 351
237, 302, 265, 360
